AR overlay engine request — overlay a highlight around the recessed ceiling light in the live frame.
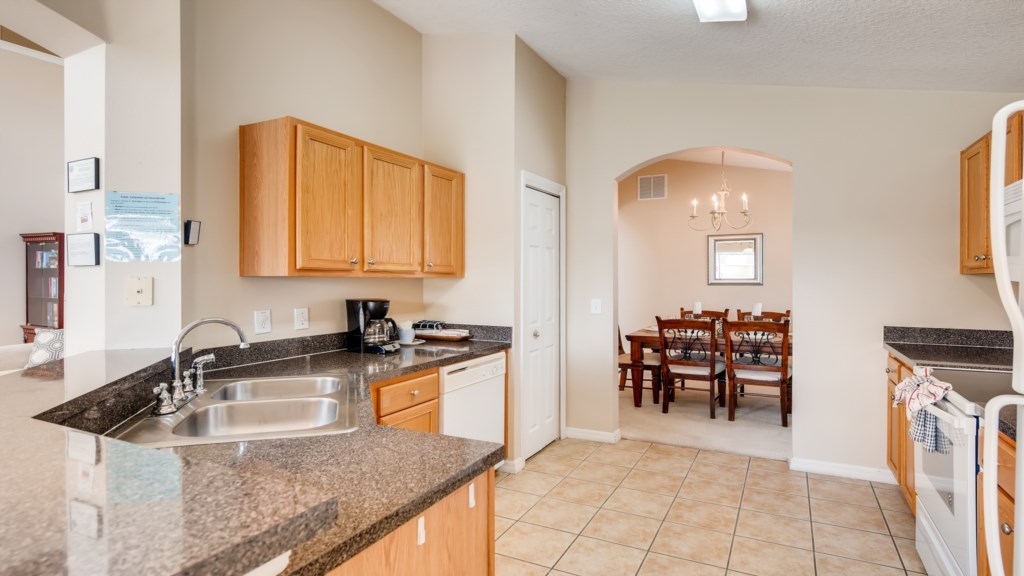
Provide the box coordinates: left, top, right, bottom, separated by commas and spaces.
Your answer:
693, 0, 747, 22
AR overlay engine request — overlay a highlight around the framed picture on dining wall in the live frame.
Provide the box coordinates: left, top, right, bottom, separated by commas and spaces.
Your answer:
708, 233, 763, 285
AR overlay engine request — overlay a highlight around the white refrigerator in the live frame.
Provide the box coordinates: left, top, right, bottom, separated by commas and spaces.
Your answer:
982, 100, 1024, 576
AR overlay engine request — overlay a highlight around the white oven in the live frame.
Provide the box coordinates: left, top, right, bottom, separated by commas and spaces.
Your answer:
915, 391, 979, 576
915, 369, 1014, 576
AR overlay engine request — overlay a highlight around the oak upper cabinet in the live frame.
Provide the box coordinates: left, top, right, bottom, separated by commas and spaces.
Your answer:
240, 117, 362, 276
960, 112, 1024, 275
363, 145, 423, 274
423, 164, 465, 276
961, 134, 993, 274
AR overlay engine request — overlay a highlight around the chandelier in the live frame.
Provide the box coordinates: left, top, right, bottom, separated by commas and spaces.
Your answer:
688, 150, 750, 231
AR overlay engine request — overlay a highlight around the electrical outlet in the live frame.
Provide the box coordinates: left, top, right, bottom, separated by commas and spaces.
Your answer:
254, 310, 272, 334
294, 307, 309, 330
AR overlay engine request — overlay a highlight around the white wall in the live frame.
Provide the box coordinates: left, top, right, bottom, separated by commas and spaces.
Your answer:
0, 48, 64, 345
182, 0, 427, 349
617, 159, 793, 334
567, 79, 1019, 474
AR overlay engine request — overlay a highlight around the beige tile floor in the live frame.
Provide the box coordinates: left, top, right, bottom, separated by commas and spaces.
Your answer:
494, 438, 926, 576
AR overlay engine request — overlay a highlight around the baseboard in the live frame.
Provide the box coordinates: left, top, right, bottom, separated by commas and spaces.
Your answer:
789, 457, 897, 484
499, 458, 525, 474
563, 427, 622, 444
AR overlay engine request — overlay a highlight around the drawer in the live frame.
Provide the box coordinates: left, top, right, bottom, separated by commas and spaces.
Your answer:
378, 372, 439, 417
887, 355, 901, 385
379, 399, 439, 433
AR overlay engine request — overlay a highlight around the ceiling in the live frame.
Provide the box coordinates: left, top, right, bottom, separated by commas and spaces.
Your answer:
373, 0, 1024, 93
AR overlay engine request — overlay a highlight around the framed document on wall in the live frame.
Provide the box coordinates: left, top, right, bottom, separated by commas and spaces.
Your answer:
67, 158, 100, 193
67, 233, 100, 266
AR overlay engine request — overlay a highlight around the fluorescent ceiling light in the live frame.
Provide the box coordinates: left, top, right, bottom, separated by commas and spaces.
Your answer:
693, 0, 747, 22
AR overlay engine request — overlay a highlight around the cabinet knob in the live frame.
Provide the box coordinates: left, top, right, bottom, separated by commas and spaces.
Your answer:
890, 394, 896, 401
411, 389, 420, 397
368, 258, 376, 266
1003, 522, 1014, 535
885, 368, 893, 374
349, 257, 359, 265
975, 254, 991, 261
427, 261, 434, 268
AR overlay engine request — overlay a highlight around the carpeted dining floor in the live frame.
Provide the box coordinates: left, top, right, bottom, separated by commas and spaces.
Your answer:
617, 387, 793, 461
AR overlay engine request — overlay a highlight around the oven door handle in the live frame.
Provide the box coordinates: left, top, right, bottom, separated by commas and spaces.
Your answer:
921, 402, 969, 431
982, 395, 1024, 576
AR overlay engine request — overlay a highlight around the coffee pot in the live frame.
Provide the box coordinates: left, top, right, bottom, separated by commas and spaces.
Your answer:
345, 299, 400, 354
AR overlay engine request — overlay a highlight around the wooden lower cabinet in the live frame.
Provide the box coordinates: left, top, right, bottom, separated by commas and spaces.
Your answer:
328, 470, 494, 576
374, 369, 441, 434
380, 399, 439, 433
885, 354, 915, 513
978, 431, 1016, 576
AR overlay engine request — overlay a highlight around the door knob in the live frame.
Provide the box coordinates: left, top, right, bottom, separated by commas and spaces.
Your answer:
533, 330, 540, 339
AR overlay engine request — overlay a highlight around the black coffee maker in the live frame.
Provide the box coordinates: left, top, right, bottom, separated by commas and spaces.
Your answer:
346, 299, 400, 354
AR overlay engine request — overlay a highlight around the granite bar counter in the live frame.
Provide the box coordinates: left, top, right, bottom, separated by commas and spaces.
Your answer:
0, 334, 509, 575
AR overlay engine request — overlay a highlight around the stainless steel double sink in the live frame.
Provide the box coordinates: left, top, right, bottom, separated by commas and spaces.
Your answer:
114, 376, 359, 448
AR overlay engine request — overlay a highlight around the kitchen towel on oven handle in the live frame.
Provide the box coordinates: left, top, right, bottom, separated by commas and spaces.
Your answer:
893, 366, 954, 453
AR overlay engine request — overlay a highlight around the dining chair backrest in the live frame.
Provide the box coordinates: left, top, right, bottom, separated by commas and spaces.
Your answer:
656, 316, 720, 372
678, 308, 730, 321
736, 309, 791, 323
722, 318, 791, 376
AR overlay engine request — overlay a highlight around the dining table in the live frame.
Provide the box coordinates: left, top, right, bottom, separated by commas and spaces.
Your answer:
624, 326, 794, 408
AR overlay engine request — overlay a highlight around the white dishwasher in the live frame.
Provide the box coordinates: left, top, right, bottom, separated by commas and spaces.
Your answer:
440, 352, 506, 453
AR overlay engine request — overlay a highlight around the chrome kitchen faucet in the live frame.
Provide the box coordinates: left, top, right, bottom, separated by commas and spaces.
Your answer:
154, 318, 250, 415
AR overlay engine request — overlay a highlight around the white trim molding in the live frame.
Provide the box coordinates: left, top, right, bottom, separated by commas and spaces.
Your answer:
789, 457, 898, 484
563, 427, 622, 444
499, 458, 526, 474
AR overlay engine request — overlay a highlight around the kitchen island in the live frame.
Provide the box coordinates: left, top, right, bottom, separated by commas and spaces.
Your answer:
0, 338, 508, 575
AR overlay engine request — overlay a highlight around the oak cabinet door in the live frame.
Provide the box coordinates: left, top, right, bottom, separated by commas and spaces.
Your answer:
295, 125, 362, 271
364, 146, 422, 273
379, 399, 439, 433
961, 134, 993, 274
423, 164, 465, 276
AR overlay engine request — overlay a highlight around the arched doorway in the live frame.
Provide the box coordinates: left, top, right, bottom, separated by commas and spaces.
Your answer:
615, 146, 794, 459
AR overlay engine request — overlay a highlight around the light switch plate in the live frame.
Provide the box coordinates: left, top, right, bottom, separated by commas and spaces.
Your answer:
294, 307, 309, 330
254, 310, 272, 334
125, 276, 154, 306
590, 298, 602, 314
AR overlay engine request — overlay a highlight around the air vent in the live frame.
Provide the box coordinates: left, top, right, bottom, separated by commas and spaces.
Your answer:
637, 174, 667, 200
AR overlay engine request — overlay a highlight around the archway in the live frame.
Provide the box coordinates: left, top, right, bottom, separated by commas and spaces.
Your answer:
614, 146, 794, 459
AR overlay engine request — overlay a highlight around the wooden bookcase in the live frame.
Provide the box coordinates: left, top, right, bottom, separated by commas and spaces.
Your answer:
20, 232, 64, 343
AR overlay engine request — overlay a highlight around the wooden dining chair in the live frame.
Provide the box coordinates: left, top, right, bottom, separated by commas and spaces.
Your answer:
679, 308, 730, 321
723, 318, 792, 427
618, 327, 662, 403
656, 316, 726, 417
736, 309, 791, 323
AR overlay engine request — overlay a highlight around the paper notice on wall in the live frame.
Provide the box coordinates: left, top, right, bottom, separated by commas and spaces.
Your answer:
104, 192, 181, 262
76, 201, 93, 232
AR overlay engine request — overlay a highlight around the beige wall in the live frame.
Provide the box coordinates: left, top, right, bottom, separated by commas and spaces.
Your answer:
182, 0, 427, 349
421, 34, 516, 325
0, 49, 64, 345
514, 38, 566, 187
568, 79, 1019, 474
617, 159, 793, 334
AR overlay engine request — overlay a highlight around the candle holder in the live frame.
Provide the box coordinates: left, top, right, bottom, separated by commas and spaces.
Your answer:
688, 151, 751, 232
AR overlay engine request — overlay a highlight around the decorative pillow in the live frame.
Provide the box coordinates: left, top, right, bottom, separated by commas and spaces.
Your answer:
26, 329, 65, 368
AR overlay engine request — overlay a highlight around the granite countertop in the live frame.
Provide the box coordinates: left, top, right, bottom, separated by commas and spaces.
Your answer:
883, 325, 1016, 439
0, 338, 508, 575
